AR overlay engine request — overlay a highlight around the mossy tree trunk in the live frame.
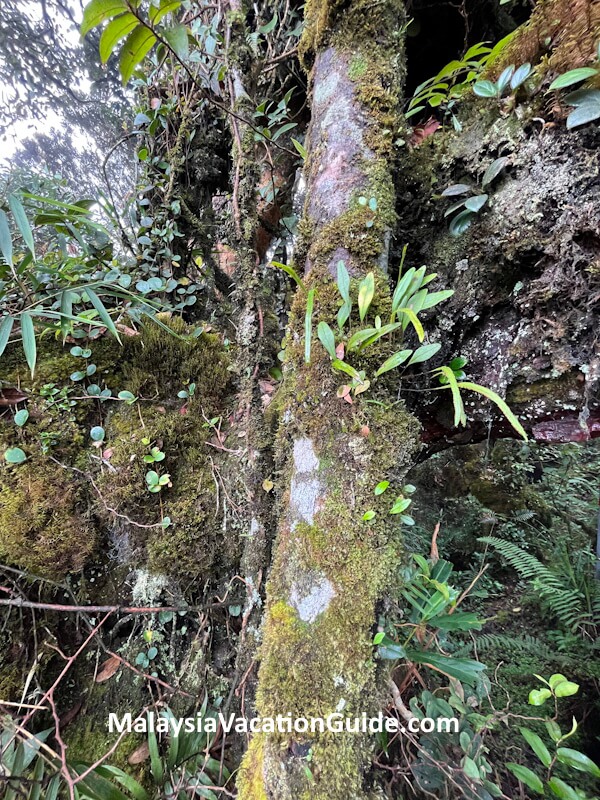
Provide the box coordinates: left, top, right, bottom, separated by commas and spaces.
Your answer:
237, 2, 420, 797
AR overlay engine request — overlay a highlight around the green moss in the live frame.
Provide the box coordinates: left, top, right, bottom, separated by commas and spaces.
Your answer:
64, 678, 145, 775
0, 462, 95, 577
0, 318, 232, 581
347, 54, 368, 80
299, 0, 404, 68
121, 317, 229, 406
507, 373, 580, 406
488, 0, 600, 77
250, 392, 419, 797
93, 320, 235, 581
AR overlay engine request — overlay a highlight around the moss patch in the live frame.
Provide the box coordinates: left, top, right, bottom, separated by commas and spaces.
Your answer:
0, 463, 95, 577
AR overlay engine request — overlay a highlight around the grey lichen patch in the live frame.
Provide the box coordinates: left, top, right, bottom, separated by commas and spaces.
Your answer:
289, 570, 336, 622
293, 438, 319, 473
290, 474, 323, 525
289, 438, 323, 525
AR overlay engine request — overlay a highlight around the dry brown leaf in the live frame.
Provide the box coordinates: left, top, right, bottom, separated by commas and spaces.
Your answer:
95, 655, 121, 683
128, 742, 150, 765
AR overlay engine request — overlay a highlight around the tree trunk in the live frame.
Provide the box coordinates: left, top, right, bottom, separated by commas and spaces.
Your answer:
237, 2, 421, 797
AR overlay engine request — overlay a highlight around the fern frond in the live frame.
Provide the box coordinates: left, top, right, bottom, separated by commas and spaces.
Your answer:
476, 633, 567, 664
479, 536, 563, 589
479, 536, 589, 633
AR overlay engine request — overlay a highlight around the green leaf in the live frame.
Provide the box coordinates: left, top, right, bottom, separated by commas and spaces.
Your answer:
397, 307, 424, 341
465, 194, 488, 213
336, 259, 350, 301
304, 288, 315, 363
378, 639, 407, 660
149, 0, 182, 24
441, 183, 471, 197
14, 409, 29, 427
496, 65, 515, 93
347, 322, 401, 352
390, 496, 411, 515
4, 447, 27, 464
21, 192, 95, 214
456, 381, 527, 440
362, 510, 376, 521
407, 342, 441, 366
449, 209, 475, 236
435, 611, 483, 631
375, 349, 412, 376
45, 775, 61, 800
84, 287, 122, 343
119, 25, 157, 84
93, 766, 149, 800
528, 688, 552, 706
482, 779, 503, 798
444, 199, 467, 217
0, 209, 13, 266
463, 756, 480, 780
270, 260, 305, 291
259, 11, 278, 33
547, 778, 581, 800
546, 720, 562, 742
90, 426, 105, 442
81, 0, 128, 37
548, 673, 569, 690
567, 97, 600, 128
375, 481, 389, 495
29, 753, 45, 800
391, 266, 418, 317
99, 12, 139, 63
437, 366, 466, 427
473, 80, 498, 97
511, 62, 532, 90
147, 724, 163, 784
358, 272, 375, 321
553, 680, 579, 698
556, 748, 600, 778
482, 156, 510, 188
519, 727, 552, 768
317, 321, 337, 359
549, 67, 598, 90
8, 195, 35, 256
118, 390, 137, 403
76, 767, 132, 800
163, 24, 189, 59
405, 649, 486, 686
291, 138, 307, 159
60, 290, 73, 341
420, 289, 454, 309
331, 359, 363, 383
20, 312, 36, 376
0, 316, 15, 358
506, 764, 543, 794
